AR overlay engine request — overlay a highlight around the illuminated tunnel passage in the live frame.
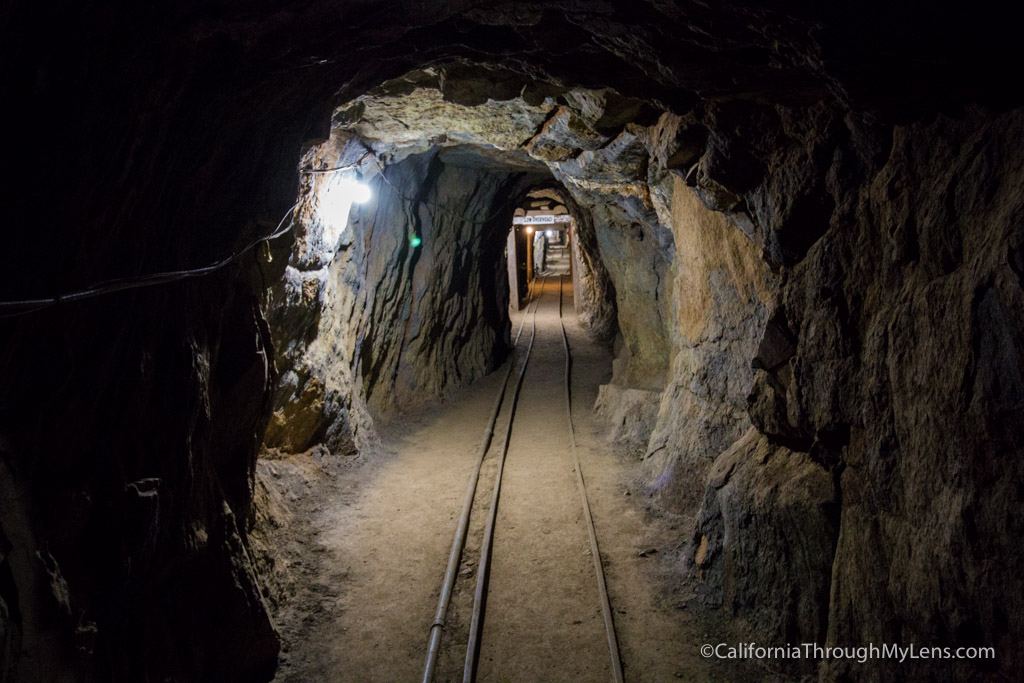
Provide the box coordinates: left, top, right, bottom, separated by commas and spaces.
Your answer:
2, 4, 1023, 683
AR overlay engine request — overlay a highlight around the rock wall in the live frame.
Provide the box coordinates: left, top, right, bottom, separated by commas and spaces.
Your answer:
816, 108, 1024, 681
569, 216, 618, 342
262, 144, 542, 455
671, 104, 1024, 681
551, 96, 1024, 681
0, 10, 314, 676
643, 179, 776, 513
695, 429, 837, 677
542, 108, 675, 390
0, 270, 281, 682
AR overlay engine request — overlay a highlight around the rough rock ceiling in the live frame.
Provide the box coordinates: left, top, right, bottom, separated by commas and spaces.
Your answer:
328, 66, 654, 207
436, 145, 547, 173
342, 69, 554, 153
7, 1, 1022, 297
254, 2, 1021, 118
335, 67, 650, 184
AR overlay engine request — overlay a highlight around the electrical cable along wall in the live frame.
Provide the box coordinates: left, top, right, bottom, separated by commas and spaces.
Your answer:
0, 151, 531, 318
0, 154, 367, 317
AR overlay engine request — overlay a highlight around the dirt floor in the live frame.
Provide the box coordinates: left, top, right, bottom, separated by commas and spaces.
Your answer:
260, 246, 760, 682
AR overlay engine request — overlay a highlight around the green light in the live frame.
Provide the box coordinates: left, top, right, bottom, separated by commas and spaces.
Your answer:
410, 235, 422, 248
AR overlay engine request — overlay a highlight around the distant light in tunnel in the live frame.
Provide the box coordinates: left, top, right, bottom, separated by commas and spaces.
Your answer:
318, 177, 372, 250
410, 235, 422, 248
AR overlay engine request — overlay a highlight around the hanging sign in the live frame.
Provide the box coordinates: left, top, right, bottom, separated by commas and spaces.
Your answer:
512, 214, 572, 225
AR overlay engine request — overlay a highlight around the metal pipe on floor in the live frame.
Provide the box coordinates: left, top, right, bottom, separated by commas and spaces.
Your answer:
422, 277, 541, 683
462, 276, 545, 682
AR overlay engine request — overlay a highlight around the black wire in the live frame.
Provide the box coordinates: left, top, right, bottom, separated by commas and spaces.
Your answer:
0, 149, 532, 317
298, 151, 373, 175
0, 200, 301, 315
0, 302, 51, 320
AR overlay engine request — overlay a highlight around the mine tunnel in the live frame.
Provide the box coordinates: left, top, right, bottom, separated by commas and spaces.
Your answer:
2, 3, 1024, 682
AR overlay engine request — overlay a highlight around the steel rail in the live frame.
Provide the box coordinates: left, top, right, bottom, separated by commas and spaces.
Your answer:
558, 273, 625, 683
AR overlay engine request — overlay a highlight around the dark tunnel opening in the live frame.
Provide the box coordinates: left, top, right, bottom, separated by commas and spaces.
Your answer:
2, 4, 1024, 682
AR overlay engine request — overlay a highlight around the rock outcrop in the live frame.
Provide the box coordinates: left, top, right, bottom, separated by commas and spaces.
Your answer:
262, 141, 544, 453
649, 100, 1024, 682
642, 177, 776, 514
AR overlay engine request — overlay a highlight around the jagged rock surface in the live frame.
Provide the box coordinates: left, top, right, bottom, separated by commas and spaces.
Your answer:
263, 144, 542, 453
3, 2, 1023, 681
642, 179, 776, 515
328, 70, 676, 391
311, 70, 1024, 683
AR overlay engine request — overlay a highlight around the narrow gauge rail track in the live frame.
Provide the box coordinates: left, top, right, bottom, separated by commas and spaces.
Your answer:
422, 274, 624, 683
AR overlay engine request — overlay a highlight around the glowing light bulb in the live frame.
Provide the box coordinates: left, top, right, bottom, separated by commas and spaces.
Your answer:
342, 178, 372, 204
525, 226, 534, 234
319, 177, 371, 250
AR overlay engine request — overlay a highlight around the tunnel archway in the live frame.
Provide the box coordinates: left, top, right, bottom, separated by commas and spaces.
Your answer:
2, 4, 1024, 682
